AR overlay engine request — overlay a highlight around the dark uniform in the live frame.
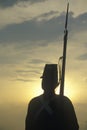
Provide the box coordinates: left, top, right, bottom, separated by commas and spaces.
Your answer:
25, 94, 79, 130
25, 64, 79, 130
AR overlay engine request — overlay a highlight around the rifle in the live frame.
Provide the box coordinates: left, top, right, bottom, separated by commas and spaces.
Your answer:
59, 2, 69, 96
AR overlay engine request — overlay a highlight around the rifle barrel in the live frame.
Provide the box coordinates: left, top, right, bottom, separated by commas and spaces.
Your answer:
60, 3, 69, 96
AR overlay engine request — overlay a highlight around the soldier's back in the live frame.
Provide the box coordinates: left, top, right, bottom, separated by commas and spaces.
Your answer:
26, 94, 79, 130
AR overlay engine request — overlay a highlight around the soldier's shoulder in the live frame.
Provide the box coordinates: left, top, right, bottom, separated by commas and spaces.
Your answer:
63, 95, 72, 103
29, 95, 43, 105
55, 94, 72, 104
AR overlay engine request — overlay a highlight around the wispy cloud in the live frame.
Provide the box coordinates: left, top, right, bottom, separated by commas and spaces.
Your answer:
29, 59, 51, 64
16, 69, 41, 76
28, 0, 47, 5
14, 78, 33, 82
77, 53, 87, 61
14, 65, 43, 82
0, 0, 47, 8
0, 0, 18, 8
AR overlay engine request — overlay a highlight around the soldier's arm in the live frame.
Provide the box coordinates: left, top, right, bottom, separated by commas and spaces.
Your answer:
63, 96, 79, 130
25, 100, 36, 130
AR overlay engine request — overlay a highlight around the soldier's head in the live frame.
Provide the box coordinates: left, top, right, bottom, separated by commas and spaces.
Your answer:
41, 64, 59, 92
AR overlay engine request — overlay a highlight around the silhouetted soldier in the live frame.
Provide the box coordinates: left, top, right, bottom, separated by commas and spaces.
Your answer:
25, 64, 79, 130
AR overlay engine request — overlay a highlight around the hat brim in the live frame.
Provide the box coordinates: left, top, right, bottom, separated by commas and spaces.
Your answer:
40, 76, 43, 78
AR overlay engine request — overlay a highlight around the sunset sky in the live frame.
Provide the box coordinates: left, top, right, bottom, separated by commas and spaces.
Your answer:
0, 0, 87, 130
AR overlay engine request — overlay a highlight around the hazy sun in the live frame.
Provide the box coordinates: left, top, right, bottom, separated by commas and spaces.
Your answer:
64, 79, 78, 102
26, 79, 78, 103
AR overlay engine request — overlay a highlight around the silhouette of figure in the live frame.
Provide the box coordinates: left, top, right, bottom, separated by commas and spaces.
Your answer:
25, 64, 79, 130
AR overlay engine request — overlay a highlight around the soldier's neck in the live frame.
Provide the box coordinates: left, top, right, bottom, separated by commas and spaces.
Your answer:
43, 90, 55, 100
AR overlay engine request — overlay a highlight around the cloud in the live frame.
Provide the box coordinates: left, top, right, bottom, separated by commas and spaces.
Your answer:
16, 69, 41, 76
0, 0, 47, 8
0, 11, 66, 44
28, 0, 47, 4
0, 0, 87, 29
13, 57, 56, 82
1, 0, 87, 29
77, 53, 87, 61
15, 78, 33, 82
0, 11, 87, 46
36, 10, 59, 21
14, 67, 43, 82
29, 59, 51, 64
13, 58, 52, 82
65, 12, 87, 41
0, 45, 29, 64
0, 0, 18, 8
0, 0, 53, 29
84, 42, 87, 48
